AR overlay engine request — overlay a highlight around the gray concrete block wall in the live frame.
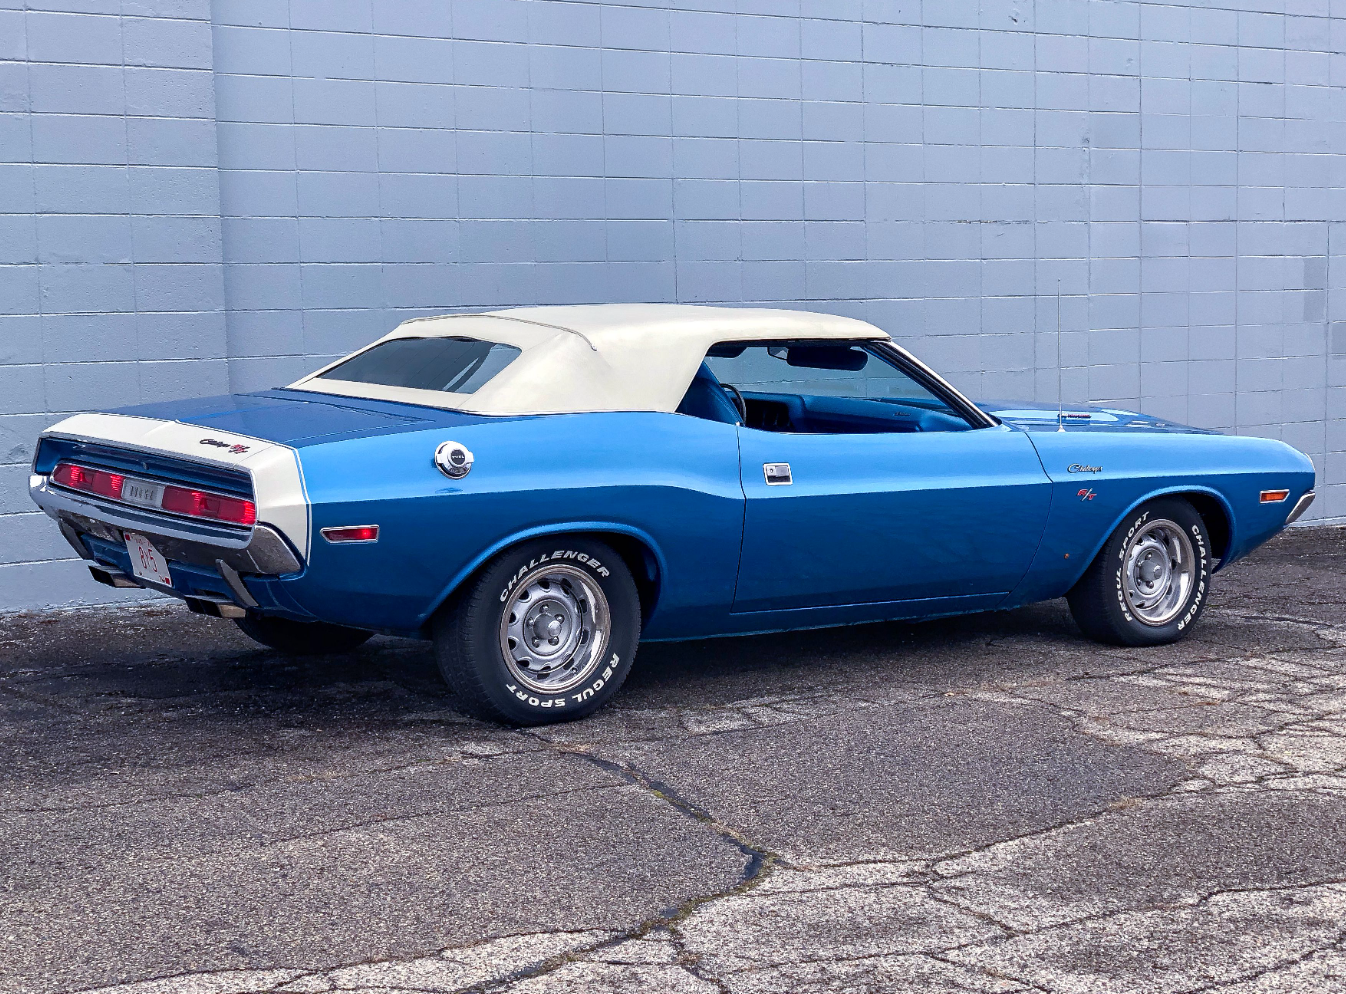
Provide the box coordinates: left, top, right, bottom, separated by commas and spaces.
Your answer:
0, 0, 226, 607
1, 0, 1343, 610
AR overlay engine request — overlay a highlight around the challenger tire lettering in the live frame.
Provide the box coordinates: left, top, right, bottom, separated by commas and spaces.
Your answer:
499, 549, 611, 602
1176, 523, 1210, 631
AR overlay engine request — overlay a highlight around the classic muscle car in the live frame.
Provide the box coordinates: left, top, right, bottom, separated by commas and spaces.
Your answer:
31, 305, 1316, 724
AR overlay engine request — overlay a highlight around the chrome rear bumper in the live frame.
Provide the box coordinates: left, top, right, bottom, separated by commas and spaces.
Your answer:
32, 475, 302, 576
1286, 490, 1316, 525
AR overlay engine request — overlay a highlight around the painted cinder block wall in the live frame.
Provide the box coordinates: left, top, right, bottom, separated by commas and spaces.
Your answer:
1, 0, 1343, 610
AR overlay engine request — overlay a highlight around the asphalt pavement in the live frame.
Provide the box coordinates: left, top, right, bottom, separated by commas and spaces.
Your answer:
3, 526, 1346, 993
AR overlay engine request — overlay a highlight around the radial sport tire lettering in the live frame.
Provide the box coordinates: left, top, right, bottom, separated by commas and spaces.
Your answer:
432, 537, 641, 726
1066, 496, 1212, 647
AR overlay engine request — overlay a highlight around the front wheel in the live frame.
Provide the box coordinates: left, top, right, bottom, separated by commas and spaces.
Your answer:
433, 538, 641, 726
1067, 497, 1213, 646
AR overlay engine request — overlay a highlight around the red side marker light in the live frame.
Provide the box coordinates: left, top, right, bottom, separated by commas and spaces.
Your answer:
321, 525, 379, 544
1260, 489, 1290, 503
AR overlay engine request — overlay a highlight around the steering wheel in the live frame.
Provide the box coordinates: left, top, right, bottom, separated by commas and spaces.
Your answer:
721, 383, 748, 423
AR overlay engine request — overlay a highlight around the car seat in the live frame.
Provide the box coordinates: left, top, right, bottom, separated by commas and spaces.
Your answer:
676, 362, 742, 425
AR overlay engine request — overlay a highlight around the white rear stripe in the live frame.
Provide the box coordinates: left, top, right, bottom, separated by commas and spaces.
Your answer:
40, 413, 311, 561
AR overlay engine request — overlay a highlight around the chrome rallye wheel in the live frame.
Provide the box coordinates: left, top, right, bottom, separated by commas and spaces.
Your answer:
1120, 519, 1196, 625
433, 538, 641, 725
499, 563, 611, 696
1067, 497, 1212, 646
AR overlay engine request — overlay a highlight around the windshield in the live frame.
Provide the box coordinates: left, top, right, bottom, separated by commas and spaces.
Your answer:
317, 337, 522, 394
706, 343, 953, 408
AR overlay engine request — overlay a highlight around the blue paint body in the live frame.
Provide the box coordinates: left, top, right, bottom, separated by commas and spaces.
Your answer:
113, 390, 1315, 641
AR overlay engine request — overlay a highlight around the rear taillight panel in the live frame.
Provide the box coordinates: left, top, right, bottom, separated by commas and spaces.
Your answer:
52, 462, 125, 500
50, 460, 257, 527
160, 484, 257, 525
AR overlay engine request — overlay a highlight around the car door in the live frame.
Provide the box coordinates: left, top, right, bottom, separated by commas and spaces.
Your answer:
704, 342, 1053, 614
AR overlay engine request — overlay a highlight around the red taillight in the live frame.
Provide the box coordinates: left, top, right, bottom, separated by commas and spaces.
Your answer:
51, 461, 256, 526
321, 525, 379, 543
52, 462, 124, 500
161, 485, 257, 525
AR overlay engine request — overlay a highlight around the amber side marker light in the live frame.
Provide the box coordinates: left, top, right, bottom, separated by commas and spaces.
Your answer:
321, 525, 379, 544
1260, 489, 1291, 503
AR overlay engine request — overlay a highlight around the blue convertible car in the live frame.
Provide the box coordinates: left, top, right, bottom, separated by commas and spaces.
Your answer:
31, 305, 1315, 724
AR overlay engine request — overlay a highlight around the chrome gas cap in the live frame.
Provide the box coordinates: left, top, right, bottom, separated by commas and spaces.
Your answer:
434, 441, 474, 479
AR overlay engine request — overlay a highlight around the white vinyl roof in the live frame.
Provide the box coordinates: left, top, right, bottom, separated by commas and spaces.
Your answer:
289, 304, 892, 416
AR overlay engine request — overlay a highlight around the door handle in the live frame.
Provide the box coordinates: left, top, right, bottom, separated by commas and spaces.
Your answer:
763, 463, 792, 485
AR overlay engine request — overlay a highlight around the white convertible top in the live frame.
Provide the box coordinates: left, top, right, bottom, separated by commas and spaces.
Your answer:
289, 304, 891, 416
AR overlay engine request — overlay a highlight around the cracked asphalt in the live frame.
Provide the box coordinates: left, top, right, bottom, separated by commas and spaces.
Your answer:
3, 526, 1346, 994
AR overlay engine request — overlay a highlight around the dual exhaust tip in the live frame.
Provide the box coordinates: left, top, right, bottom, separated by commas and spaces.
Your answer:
87, 565, 247, 618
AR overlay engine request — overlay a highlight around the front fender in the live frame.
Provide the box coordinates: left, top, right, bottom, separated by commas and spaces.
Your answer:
1078, 483, 1237, 581
1004, 430, 1313, 606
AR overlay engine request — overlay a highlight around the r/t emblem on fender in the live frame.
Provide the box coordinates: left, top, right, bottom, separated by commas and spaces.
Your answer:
1078, 488, 1097, 501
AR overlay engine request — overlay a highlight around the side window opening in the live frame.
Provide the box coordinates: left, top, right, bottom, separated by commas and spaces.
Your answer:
688, 341, 976, 434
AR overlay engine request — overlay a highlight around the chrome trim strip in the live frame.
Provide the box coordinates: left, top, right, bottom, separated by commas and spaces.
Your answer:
1286, 490, 1316, 525
869, 341, 998, 429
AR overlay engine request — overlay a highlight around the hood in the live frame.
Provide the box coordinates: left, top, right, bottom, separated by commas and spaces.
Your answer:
977, 400, 1216, 435
112, 389, 500, 447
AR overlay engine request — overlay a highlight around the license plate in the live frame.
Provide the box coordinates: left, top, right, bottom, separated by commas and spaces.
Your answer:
120, 479, 165, 509
124, 531, 172, 587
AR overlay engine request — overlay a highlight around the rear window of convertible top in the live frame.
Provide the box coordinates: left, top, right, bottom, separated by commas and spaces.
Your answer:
318, 337, 522, 394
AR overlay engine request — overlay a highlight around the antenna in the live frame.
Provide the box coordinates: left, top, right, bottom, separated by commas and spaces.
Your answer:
1056, 281, 1065, 432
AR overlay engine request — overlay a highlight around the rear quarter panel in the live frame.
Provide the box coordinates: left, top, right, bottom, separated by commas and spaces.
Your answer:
1007, 429, 1314, 606
269, 411, 744, 637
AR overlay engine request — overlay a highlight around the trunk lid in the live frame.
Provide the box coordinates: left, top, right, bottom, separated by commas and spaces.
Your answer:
114, 389, 502, 447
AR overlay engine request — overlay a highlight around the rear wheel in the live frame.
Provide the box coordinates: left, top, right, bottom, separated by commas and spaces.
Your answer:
234, 615, 373, 655
433, 538, 641, 725
1067, 497, 1212, 646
